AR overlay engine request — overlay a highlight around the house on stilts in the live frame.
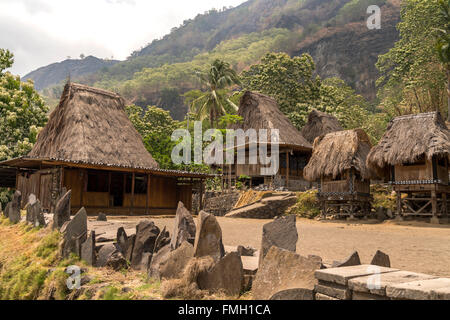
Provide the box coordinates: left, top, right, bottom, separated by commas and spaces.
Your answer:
0, 83, 210, 215
223, 91, 312, 190
304, 129, 374, 217
366, 112, 450, 222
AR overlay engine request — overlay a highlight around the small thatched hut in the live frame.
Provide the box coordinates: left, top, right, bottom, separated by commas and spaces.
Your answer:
304, 129, 373, 217
225, 91, 312, 190
367, 112, 450, 219
0, 83, 209, 215
301, 109, 343, 144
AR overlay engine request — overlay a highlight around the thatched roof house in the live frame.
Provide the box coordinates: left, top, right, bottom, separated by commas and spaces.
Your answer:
304, 129, 373, 182
0, 83, 208, 215
301, 109, 343, 144
367, 112, 450, 176
229, 91, 312, 151
27, 83, 159, 169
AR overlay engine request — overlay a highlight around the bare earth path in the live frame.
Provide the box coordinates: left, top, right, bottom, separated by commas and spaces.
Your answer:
90, 217, 450, 277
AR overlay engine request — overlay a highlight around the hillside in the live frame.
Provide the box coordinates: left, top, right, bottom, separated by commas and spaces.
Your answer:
23, 56, 119, 91
32, 0, 401, 119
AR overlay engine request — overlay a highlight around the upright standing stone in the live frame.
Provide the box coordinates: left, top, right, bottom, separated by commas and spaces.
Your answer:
26, 194, 37, 223
116, 227, 128, 255
371, 250, 391, 268
258, 215, 298, 267
53, 190, 71, 230
9, 190, 22, 224
171, 201, 196, 250
27, 198, 45, 227
97, 213, 107, 221
81, 231, 96, 266
197, 252, 244, 297
149, 241, 194, 280
3, 202, 11, 218
154, 226, 170, 253
252, 246, 322, 300
125, 234, 136, 262
60, 207, 88, 258
193, 211, 225, 262
332, 251, 361, 268
131, 220, 160, 270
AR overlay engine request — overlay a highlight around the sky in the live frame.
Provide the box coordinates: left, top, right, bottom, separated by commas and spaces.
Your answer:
0, 0, 247, 76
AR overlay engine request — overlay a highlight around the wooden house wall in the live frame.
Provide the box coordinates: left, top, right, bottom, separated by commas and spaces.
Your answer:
62, 168, 191, 214
320, 170, 370, 194
16, 168, 60, 210
394, 159, 448, 183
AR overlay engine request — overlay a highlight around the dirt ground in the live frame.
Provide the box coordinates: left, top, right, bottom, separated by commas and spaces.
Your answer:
90, 216, 450, 277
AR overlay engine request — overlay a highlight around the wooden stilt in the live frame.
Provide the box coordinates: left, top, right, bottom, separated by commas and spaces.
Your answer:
130, 172, 135, 215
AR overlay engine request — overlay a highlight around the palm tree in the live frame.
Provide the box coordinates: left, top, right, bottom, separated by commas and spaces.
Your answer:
190, 59, 241, 127
435, 0, 450, 120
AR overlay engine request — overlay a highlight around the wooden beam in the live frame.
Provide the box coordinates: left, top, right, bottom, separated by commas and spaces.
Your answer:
286, 151, 290, 189
146, 174, 150, 215
431, 190, 437, 217
199, 180, 204, 211
131, 172, 135, 215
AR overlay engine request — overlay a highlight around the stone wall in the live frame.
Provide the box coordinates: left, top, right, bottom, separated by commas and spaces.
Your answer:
199, 191, 240, 216
314, 265, 450, 300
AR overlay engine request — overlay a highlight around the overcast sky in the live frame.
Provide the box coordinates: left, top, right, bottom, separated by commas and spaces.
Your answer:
0, 0, 246, 76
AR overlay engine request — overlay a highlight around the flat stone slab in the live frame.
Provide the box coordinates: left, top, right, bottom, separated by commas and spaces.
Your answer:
386, 278, 450, 300
315, 265, 399, 286
352, 291, 389, 300
348, 270, 437, 296
315, 281, 351, 300
315, 293, 339, 301
432, 286, 450, 300
241, 256, 258, 275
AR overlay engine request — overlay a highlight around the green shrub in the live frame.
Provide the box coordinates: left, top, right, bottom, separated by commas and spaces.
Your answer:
287, 190, 320, 219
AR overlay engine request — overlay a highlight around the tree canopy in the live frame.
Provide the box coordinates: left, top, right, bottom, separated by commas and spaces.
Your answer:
0, 49, 48, 161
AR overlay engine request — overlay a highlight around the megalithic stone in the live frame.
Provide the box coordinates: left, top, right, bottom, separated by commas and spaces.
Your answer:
171, 201, 196, 250
193, 211, 225, 262
258, 215, 298, 268
81, 231, 96, 266
53, 190, 71, 230
9, 190, 22, 224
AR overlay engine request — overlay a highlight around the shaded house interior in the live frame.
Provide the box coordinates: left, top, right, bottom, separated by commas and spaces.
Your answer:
0, 83, 209, 215
224, 91, 312, 190
367, 112, 450, 218
304, 129, 373, 216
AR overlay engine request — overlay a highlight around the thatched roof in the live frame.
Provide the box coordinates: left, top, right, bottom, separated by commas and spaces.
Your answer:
367, 112, 450, 174
229, 91, 312, 151
301, 109, 343, 144
28, 82, 159, 169
304, 129, 373, 181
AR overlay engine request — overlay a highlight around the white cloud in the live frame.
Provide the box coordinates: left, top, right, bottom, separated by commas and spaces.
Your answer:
0, 0, 246, 76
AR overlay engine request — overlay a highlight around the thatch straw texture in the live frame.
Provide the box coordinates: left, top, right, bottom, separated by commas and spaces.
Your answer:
304, 129, 373, 181
367, 112, 450, 174
301, 109, 343, 144
229, 91, 311, 150
29, 83, 159, 169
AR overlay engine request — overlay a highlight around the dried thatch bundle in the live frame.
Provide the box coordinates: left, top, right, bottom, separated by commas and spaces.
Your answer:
229, 91, 311, 151
301, 109, 343, 144
367, 112, 450, 176
29, 83, 159, 169
304, 129, 373, 181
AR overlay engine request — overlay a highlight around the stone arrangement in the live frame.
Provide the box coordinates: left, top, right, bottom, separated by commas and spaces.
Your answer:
315, 265, 450, 300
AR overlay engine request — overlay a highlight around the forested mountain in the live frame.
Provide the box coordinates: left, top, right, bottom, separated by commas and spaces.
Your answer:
31, 0, 401, 119
23, 56, 119, 91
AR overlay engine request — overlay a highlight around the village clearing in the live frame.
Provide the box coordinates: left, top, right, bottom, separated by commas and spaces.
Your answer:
92, 216, 450, 277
